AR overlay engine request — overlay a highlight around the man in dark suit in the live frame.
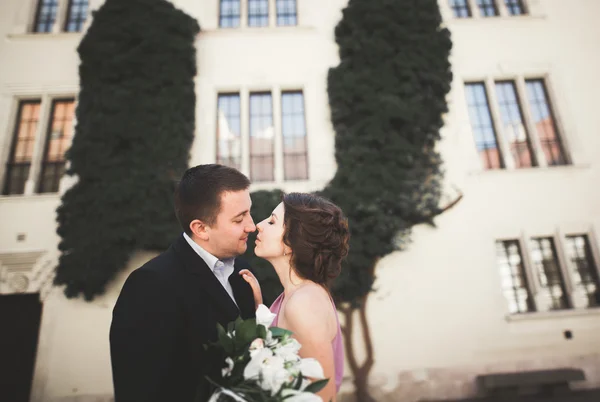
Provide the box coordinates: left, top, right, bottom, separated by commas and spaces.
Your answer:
110, 164, 257, 402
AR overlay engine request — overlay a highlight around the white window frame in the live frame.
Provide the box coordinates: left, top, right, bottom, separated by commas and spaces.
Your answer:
465, 75, 571, 171
218, 0, 298, 29
214, 86, 309, 185
0, 94, 77, 197
497, 229, 600, 318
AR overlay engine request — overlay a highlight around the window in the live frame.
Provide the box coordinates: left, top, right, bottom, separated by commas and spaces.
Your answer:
449, 0, 471, 18
38, 99, 76, 193
504, 0, 527, 15
496, 240, 535, 314
496, 234, 600, 314
565, 235, 600, 308
495, 81, 535, 168
276, 0, 297, 26
525, 79, 567, 166
219, 0, 241, 28
281, 91, 307, 180
465, 78, 568, 170
33, 0, 87, 33
216, 94, 242, 171
2, 98, 75, 196
530, 237, 570, 310
3, 101, 42, 195
34, 0, 59, 33
465, 83, 503, 169
248, 0, 269, 27
64, 0, 88, 32
214, 90, 310, 182
477, 0, 498, 17
249, 93, 274, 182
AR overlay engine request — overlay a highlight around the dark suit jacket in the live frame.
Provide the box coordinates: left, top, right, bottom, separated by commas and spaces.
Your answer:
109, 234, 256, 402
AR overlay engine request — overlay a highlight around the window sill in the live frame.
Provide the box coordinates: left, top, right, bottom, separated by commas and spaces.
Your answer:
0, 193, 60, 202
201, 25, 313, 37
467, 163, 591, 176
447, 14, 546, 23
506, 306, 600, 322
7, 32, 83, 40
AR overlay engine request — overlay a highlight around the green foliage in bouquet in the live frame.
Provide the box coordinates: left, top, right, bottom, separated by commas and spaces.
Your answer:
54, 0, 200, 300
204, 307, 329, 401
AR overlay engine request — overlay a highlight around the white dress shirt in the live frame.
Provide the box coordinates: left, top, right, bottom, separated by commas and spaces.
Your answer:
183, 233, 238, 307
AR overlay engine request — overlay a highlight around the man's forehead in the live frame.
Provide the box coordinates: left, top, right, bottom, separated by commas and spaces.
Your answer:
220, 190, 251, 213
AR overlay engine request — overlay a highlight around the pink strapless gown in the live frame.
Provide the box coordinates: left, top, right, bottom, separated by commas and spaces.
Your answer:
269, 293, 344, 392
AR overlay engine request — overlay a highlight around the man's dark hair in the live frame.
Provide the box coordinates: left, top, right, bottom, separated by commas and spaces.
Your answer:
174, 164, 250, 235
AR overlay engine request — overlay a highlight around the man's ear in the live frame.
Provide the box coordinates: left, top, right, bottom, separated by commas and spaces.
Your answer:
190, 219, 210, 241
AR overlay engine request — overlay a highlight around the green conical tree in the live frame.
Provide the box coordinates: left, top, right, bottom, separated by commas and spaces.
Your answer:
242, 190, 285, 306
54, 0, 200, 300
323, 0, 455, 399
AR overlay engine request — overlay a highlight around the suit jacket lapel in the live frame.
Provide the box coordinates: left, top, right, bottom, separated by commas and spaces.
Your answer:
230, 261, 256, 320
172, 235, 239, 321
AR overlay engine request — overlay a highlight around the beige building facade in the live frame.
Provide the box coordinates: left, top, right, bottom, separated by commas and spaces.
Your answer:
0, 0, 599, 401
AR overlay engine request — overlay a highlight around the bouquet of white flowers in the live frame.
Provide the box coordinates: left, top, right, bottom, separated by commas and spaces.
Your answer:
203, 305, 328, 402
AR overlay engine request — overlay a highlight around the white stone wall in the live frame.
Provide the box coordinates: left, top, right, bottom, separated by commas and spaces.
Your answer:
0, 0, 599, 401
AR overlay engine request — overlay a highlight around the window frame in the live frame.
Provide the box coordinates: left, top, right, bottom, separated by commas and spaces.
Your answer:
496, 232, 600, 316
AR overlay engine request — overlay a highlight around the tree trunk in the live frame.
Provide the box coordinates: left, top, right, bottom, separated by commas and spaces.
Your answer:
340, 293, 376, 402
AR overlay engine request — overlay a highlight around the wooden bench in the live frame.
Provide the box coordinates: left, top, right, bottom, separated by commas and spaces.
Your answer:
476, 368, 586, 397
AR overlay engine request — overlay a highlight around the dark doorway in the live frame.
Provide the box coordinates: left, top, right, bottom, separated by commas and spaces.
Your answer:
0, 293, 42, 402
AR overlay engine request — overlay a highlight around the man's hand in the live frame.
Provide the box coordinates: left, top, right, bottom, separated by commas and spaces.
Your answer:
239, 269, 263, 309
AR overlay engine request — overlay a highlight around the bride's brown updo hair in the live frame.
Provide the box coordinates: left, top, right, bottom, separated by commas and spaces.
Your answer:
282, 193, 350, 288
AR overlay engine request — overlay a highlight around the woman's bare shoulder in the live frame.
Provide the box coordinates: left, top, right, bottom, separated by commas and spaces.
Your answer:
287, 282, 330, 309
284, 283, 333, 333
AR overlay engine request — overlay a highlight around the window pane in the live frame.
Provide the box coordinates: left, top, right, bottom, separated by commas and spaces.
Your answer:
477, 0, 498, 17
565, 235, 600, 308
3, 100, 41, 195
504, 0, 527, 15
281, 91, 308, 180
249, 93, 274, 182
449, 0, 471, 18
496, 240, 535, 314
465, 83, 503, 169
219, 0, 240, 28
34, 0, 58, 33
530, 237, 570, 311
248, 0, 269, 27
525, 79, 567, 166
495, 81, 535, 168
216, 94, 242, 171
64, 0, 88, 32
38, 99, 76, 193
276, 0, 297, 26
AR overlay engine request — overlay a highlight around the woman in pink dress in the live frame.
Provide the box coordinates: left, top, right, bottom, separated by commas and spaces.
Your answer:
240, 192, 349, 402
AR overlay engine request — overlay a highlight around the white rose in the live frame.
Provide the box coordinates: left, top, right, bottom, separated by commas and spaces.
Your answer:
256, 304, 277, 328
299, 358, 325, 379
265, 329, 279, 347
260, 357, 290, 396
249, 337, 265, 358
221, 357, 234, 377
274, 338, 301, 362
243, 347, 290, 395
244, 348, 272, 381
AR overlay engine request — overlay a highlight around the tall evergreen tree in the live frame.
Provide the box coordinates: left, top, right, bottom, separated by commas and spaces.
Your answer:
242, 190, 285, 306
323, 0, 456, 399
54, 0, 200, 300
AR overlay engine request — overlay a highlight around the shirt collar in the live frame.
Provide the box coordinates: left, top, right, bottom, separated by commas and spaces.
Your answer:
183, 232, 235, 272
